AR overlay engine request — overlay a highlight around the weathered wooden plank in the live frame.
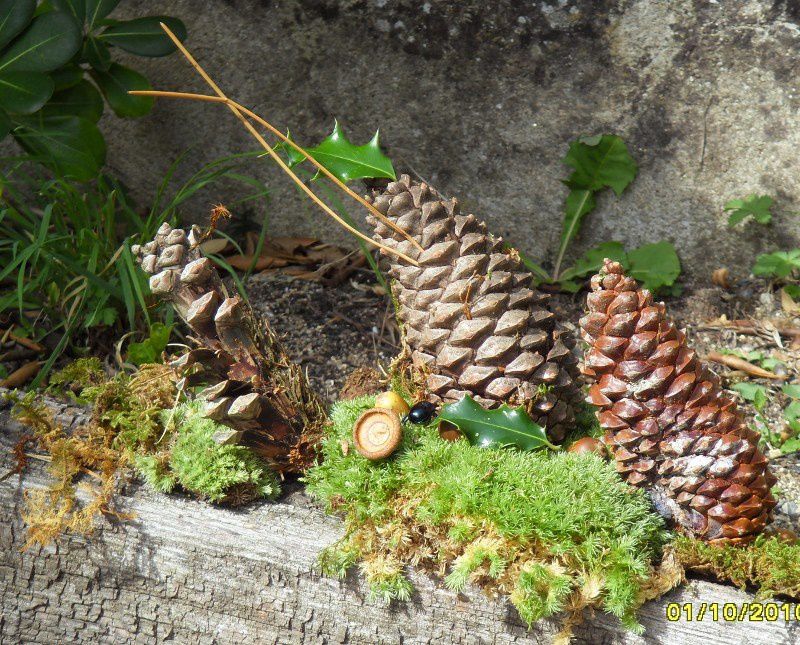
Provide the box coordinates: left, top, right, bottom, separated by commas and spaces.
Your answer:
0, 401, 796, 644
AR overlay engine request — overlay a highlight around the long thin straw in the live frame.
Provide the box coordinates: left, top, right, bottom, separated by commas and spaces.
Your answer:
141, 23, 418, 266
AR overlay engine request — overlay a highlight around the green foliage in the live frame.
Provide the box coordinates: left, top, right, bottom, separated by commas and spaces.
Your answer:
725, 194, 774, 226
721, 348, 785, 373
674, 535, 800, 599
555, 240, 682, 294
553, 135, 638, 278
519, 134, 681, 295
306, 396, 669, 630
0, 1, 186, 180
282, 120, 396, 184
730, 382, 768, 412
126, 322, 171, 366
165, 401, 279, 503
753, 250, 800, 280
438, 395, 557, 451
0, 152, 268, 386
780, 384, 800, 454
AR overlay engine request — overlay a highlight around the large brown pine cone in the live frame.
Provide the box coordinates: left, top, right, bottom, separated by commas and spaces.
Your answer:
580, 259, 776, 544
365, 174, 582, 442
133, 223, 326, 473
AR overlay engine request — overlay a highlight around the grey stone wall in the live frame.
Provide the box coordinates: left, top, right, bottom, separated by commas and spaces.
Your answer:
102, 0, 800, 282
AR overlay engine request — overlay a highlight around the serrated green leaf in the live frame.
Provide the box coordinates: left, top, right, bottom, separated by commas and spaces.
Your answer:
438, 395, 557, 452
627, 241, 681, 293
42, 79, 103, 121
12, 114, 105, 180
559, 241, 628, 284
563, 134, 638, 196
92, 62, 152, 117
0, 11, 81, 73
0, 71, 53, 114
725, 194, 773, 226
98, 16, 186, 57
753, 250, 800, 279
0, 0, 35, 51
284, 121, 396, 183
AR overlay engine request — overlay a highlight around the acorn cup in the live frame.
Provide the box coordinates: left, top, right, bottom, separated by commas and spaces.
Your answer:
580, 259, 777, 544
364, 175, 582, 443
132, 223, 326, 474
353, 408, 403, 460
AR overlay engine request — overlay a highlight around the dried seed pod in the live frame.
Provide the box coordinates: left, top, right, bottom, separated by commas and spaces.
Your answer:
567, 436, 606, 457
353, 408, 403, 460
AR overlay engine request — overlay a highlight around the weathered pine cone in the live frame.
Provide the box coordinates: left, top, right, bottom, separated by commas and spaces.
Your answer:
580, 259, 776, 544
364, 175, 582, 442
133, 223, 325, 473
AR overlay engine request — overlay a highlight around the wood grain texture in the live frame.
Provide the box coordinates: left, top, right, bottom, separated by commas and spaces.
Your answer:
1, 397, 797, 644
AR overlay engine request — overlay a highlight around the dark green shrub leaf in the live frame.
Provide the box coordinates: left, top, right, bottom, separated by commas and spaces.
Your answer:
82, 36, 111, 71
92, 62, 152, 117
0, 0, 35, 50
438, 395, 557, 452
627, 241, 681, 293
0, 71, 53, 114
753, 250, 800, 279
12, 114, 106, 180
98, 16, 186, 57
0, 11, 81, 73
42, 79, 103, 122
86, 0, 120, 30
127, 322, 171, 365
0, 109, 11, 139
283, 120, 396, 183
725, 194, 773, 226
50, 63, 83, 90
52, 0, 86, 26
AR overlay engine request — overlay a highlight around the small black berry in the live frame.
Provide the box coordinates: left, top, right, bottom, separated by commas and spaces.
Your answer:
407, 401, 437, 424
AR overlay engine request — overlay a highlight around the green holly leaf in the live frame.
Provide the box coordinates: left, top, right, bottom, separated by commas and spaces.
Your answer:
753, 250, 800, 279
283, 120, 396, 183
127, 322, 171, 365
438, 395, 557, 452
725, 194, 773, 226
627, 241, 681, 293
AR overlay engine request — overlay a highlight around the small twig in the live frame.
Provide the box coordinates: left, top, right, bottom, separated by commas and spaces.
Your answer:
130, 25, 420, 267
705, 352, 785, 380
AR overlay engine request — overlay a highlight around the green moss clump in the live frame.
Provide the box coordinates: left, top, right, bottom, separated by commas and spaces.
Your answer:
305, 396, 673, 632
162, 401, 279, 503
674, 535, 800, 599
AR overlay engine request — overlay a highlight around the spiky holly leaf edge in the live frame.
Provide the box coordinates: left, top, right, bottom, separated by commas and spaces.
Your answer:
278, 120, 396, 184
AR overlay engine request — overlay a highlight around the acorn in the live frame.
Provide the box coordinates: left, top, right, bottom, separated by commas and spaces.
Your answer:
438, 420, 464, 443
375, 391, 411, 416
353, 408, 403, 460
567, 436, 607, 458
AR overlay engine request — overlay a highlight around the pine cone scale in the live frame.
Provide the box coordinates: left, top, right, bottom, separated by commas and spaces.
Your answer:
366, 174, 581, 441
581, 259, 777, 544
